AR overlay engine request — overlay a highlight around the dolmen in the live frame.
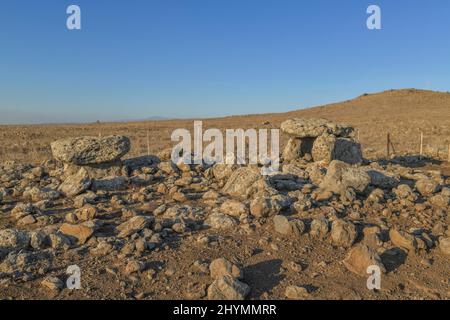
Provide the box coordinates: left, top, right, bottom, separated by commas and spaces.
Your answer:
51, 135, 131, 179
280, 118, 363, 165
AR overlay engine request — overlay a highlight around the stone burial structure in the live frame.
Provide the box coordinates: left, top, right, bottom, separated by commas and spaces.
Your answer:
51, 135, 130, 177
1, 116, 450, 301
51, 135, 132, 194
51, 135, 130, 166
280, 118, 363, 165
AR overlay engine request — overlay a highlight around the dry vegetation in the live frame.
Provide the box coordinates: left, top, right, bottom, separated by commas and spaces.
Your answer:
1, 89, 450, 300
2, 89, 450, 167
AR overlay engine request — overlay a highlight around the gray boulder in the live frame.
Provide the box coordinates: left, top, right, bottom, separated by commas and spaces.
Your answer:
0, 229, 30, 251
415, 179, 439, 196
273, 215, 306, 236
222, 167, 261, 198
366, 169, 400, 189
207, 275, 250, 300
58, 168, 91, 197
51, 135, 130, 165
280, 118, 354, 138
310, 216, 329, 238
117, 216, 154, 238
311, 134, 336, 163
282, 137, 315, 161
206, 212, 237, 230
91, 176, 128, 191
343, 244, 385, 276
212, 163, 239, 181
282, 138, 302, 161
439, 237, 450, 255
312, 134, 362, 165
333, 138, 363, 165
63, 161, 124, 179
320, 160, 370, 195
331, 219, 357, 248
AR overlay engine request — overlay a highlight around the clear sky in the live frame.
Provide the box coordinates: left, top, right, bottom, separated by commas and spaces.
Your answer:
1, 0, 449, 124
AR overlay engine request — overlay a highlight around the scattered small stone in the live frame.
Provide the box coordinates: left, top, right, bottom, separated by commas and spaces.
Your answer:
343, 244, 385, 276
164, 267, 176, 276
286, 261, 303, 273
439, 237, 450, 255
310, 216, 329, 238
17, 214, 37, 226
273, 215, 291, 235
210, 258, 243, 279
415, 179, 439, 197
206, 212, 237, 230
124, 260, 146, 275
41, 276, 64, 291
331, 219, 357, 248
0, 229, 30, 250
285, 285, 309, 299
220, 199, 248, 217
59, 222, 95, 245
207, 275, 250, 300
117, 216, 154, 238
389, 228, 417, 252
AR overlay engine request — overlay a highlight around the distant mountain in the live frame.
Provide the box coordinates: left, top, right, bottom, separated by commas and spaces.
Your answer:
145, 116, 170, 121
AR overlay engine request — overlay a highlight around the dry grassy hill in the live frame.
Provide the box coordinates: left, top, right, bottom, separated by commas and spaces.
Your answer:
1, 89, 450, 164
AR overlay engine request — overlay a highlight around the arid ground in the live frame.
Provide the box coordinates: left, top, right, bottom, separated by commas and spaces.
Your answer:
0, 89, 449, 300
2, 89, 450, 166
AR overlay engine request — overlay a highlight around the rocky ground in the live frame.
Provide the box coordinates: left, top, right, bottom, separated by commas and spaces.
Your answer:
2, 89, 450, 166
0, 116, 449, 300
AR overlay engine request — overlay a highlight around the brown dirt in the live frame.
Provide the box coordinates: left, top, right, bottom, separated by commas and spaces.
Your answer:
1, 88, 449, 300
1, 88, 450, 165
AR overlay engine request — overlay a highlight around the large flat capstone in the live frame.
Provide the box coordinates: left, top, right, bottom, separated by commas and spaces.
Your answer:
51, 136, 130, 165
280, 118, 354, 138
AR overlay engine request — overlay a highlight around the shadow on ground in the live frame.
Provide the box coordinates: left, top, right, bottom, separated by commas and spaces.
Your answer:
375, 155, 443, 169
380, 247, 408, 273
244, 259, 284, 299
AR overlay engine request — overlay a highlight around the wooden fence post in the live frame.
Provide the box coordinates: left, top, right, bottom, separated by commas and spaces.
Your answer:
448, 143, 450, 162
146, 130, 150, 156
386, 133, 390, 157
419, 132, 423, 159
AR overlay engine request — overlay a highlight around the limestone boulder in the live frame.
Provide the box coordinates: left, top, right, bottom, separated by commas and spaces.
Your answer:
51, 135, 130, 165
222, 167, 261, 198
312, 135, 362, 165
58, 168, 91, 197
343, 244, 386, 276
280, 118, 354, 138
320, 160, 370, 195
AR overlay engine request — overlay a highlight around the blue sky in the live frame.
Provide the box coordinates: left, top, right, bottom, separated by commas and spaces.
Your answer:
1, 0, 449, 124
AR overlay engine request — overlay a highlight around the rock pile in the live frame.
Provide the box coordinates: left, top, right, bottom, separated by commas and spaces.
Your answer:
52, 135, 131, 179
281, 118, 362, 164
51, 135, 136, 194
0, 119, 449, 300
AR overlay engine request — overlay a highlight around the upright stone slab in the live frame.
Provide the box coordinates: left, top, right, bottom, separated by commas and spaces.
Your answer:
333, 138, 363, 165
312, 135, 363, 165
281, 118, 362, 164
